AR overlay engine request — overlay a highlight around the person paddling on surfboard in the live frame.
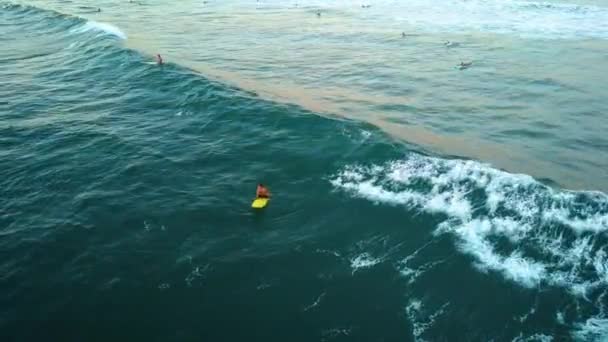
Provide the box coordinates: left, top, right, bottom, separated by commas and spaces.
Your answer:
256, 184, 270, 198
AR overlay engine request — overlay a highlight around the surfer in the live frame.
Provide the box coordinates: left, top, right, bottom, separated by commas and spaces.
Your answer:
156, 54, 163, 65
459, 61, 472, 70
256, 184, 270, 198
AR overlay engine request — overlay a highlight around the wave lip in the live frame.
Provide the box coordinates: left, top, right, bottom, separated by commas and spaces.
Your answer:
71, 20, 127, 40
2, 3, 126, 40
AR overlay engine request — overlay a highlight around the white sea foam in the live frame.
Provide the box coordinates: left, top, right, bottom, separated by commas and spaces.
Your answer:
405, 299, 448, 341
71, 20, 127, 40
398, 241, 443, 284
350, 252, 381, 273
321, 327, 352, 341
315, 249, 342, 258
185, 264, 210, 287
331, 153, 608, 294
573, 317, 608, 341
333, 153, 608, 339
513, 333, 554, 342
393, 0, 608, 39
303, 292, 326, 312
517, 305, 537, 323
399, 259, 443, 285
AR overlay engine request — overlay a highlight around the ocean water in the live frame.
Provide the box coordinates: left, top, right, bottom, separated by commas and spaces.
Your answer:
1, 0, 608, 341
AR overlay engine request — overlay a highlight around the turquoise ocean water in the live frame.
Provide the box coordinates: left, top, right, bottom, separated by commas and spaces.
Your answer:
2, 0, 608, 340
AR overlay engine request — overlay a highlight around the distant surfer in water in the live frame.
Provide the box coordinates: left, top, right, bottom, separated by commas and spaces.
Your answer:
156, 54, 163, 65
256, 184, 270, 198
459, 61, 472, 70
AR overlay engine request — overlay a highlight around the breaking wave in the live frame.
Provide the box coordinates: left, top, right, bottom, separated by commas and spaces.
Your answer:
331, 154, 608, 292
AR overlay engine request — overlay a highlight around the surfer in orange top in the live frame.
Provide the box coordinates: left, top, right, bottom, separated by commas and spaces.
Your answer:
256, 184, 270, 198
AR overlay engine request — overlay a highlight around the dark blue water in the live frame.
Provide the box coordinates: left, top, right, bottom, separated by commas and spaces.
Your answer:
2, 2, 608, 341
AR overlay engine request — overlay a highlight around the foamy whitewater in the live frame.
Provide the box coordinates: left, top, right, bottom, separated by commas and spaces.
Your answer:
332, 153, 608, 338
332, 154, 608, 288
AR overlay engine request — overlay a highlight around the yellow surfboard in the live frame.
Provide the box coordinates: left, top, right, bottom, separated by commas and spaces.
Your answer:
251, 197, 269, 209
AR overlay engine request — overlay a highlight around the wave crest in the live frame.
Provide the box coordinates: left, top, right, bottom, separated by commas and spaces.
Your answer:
71, 21, 127, 40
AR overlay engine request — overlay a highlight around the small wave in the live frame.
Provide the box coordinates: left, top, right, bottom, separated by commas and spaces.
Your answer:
331, 153, 608, 294
573, 317, 608, 341
71, 20, 127, 40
